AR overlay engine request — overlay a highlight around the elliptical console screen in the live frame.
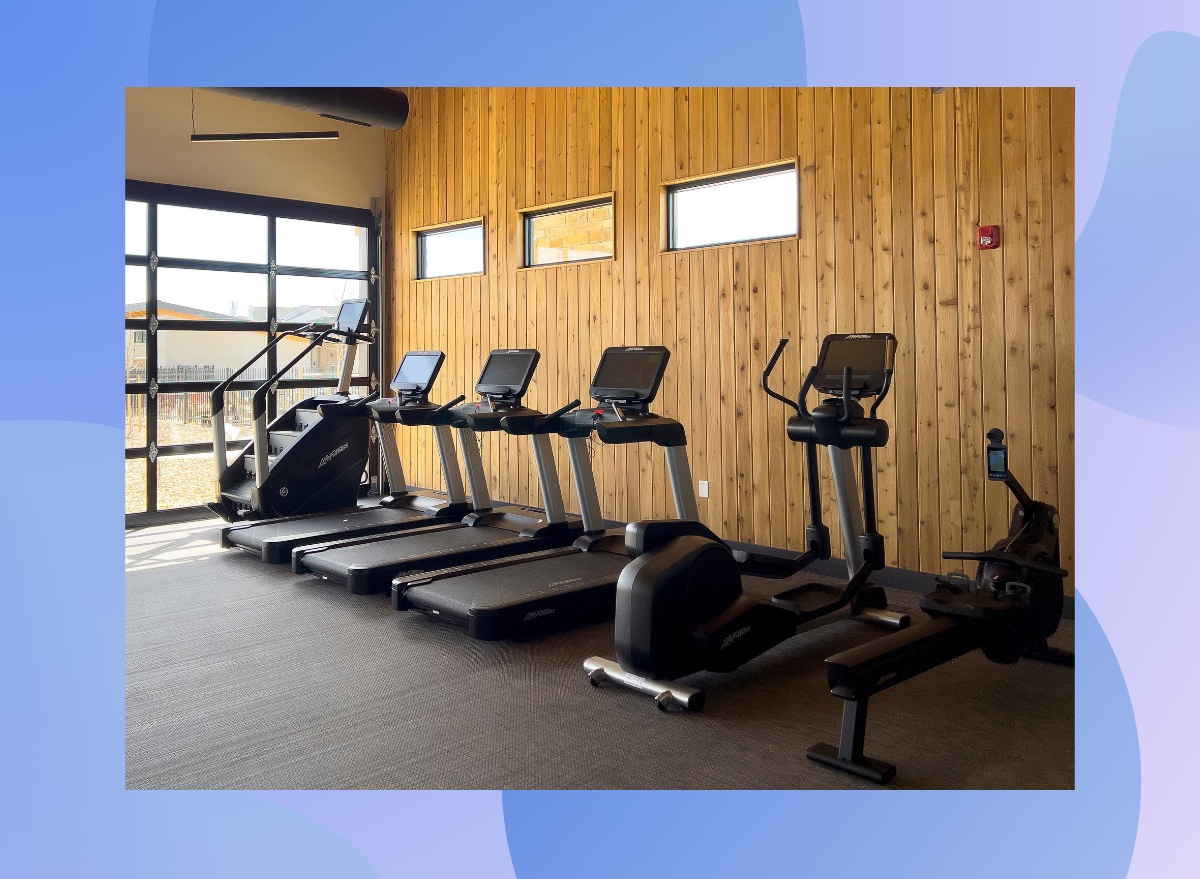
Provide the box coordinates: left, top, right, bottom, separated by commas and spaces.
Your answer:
591, 347, 670, 402
391, 351, 445, 392
333, 299, 368, 334
814, 335, 893, 395
476, 349, 540, 397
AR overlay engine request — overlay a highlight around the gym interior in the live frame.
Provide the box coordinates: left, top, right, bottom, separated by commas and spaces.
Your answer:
125, 87, 1075, 790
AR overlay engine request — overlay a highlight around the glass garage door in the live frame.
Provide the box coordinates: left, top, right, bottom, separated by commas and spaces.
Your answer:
124, 181, 380, 521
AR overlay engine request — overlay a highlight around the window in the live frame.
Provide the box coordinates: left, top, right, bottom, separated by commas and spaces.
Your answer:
125, 181, 379, 519
523, 196, 614, 267
667, 164, 798, 250
416, 221, 484, 279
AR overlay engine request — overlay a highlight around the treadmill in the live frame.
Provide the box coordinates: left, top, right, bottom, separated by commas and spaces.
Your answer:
291, 348, 585, 595
390, 345, 700, 641
220, 350, 474, 563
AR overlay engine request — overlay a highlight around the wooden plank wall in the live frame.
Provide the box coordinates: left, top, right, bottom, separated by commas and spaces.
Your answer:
385, 87, 1075, 577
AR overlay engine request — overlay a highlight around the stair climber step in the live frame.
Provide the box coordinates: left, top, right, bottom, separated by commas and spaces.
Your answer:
268, 429, 305, 455
294, 409, 323, 431
221, 478, 254, 508
243, 452, 279, 476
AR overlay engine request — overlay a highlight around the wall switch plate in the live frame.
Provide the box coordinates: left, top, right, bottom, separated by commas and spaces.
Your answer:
698, 480, 709, 498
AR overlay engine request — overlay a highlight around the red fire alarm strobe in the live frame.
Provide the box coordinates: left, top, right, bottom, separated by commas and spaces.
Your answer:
978, 225, 1000, 250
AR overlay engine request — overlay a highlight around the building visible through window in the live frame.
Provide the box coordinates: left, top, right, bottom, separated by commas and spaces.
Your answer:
524, 197, 614, 267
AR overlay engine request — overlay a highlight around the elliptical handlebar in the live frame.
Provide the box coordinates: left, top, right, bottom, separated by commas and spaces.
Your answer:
839, 365, 854, 423
761, 338, 802, 415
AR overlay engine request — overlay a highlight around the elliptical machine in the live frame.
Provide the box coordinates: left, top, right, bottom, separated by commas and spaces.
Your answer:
806, 428, 1073, 783
584, 334, 909, 710
209, 298, 374, 522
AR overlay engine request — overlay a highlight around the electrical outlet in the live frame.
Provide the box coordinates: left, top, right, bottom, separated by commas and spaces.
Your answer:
698, 480, 709, 498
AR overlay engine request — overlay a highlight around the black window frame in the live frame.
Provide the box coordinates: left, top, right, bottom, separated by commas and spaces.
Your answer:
415, 218, 485, 281
522, 195, 615, 269
665, 162, 799, 251
125, 180, 380, 525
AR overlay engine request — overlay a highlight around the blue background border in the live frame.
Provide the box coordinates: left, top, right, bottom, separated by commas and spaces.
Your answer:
3, 2, 1197, 876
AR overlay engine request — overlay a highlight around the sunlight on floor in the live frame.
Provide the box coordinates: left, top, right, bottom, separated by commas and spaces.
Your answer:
125, 517, 224, 572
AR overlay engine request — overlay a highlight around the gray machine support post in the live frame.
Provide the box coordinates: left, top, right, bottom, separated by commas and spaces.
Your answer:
530, 434, 568, 525
434, 424, 467, 505
377, 422, 408, 494
254, 410, 270, 488
828, 446, 866, 577
212, 409, 228, 501
336, 338, 357, 395
565, 436, 605, 533
457, 427, 492, 511
663, 445, 701, 521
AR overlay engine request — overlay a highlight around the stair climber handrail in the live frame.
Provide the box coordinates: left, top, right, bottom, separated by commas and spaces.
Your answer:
210, 322, 316, 500
250, 327, 341, 489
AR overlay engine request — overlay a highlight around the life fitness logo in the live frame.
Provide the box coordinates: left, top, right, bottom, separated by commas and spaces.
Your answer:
319, 442, 350, 469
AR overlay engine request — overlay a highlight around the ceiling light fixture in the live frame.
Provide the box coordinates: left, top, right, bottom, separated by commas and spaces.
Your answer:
189, 88, 340, 143
190, 130, 340, 142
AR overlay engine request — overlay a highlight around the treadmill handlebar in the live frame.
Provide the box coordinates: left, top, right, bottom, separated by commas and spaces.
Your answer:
499, 399, 582, 436
538, 399, 582, 430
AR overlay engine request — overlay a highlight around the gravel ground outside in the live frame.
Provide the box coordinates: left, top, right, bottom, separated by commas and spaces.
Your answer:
126, 419, 249, 513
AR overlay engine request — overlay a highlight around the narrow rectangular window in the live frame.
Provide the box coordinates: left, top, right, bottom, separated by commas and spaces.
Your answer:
667, 164, 798, 250
416, 221, 484, 279
523, 197, 614, 267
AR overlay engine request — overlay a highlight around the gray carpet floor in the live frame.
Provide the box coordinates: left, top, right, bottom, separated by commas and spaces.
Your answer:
126, 517, 1075, 790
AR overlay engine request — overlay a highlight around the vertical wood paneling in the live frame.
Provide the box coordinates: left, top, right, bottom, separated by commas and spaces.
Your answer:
911, 88, 941, 571
890, 88, 919, 571
813, 89, 840, 553
1050, 88, 1075, 575
388, 87, 1075, 581
932, 89, 963, 566
977, 88, 1009, 540
1025, 88, 1058, 513
869, 87, 898, 555
955, 88, 986, 559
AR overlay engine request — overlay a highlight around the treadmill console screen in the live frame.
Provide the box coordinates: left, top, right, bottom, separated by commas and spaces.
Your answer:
476, 349, 540, 397
812, 334, 894, 396
391, 351, 445, 392
333, 299, 369, 334
590, 346, 671, 403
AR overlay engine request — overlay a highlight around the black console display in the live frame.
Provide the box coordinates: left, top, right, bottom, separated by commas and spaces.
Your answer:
333, 298, 369, 334
391, 351, 445, 392
812, 334, 895, 397
476, 349, 540, 398
987, 447, 1008, 480
590, 346, 671, 403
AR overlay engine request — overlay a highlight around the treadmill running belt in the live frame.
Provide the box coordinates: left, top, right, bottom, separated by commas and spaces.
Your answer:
298, 527, 562, 595
403, 550, 627, 640
225, 506, 440, 563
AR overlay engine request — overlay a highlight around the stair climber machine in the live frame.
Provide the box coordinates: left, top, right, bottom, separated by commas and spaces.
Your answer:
220, 350, 477, 563
584, 333, 911, 710
209, 298, 374, 522
806, 428, 1073, 783
391, 345, 700, 641
290, 349, 586, 595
